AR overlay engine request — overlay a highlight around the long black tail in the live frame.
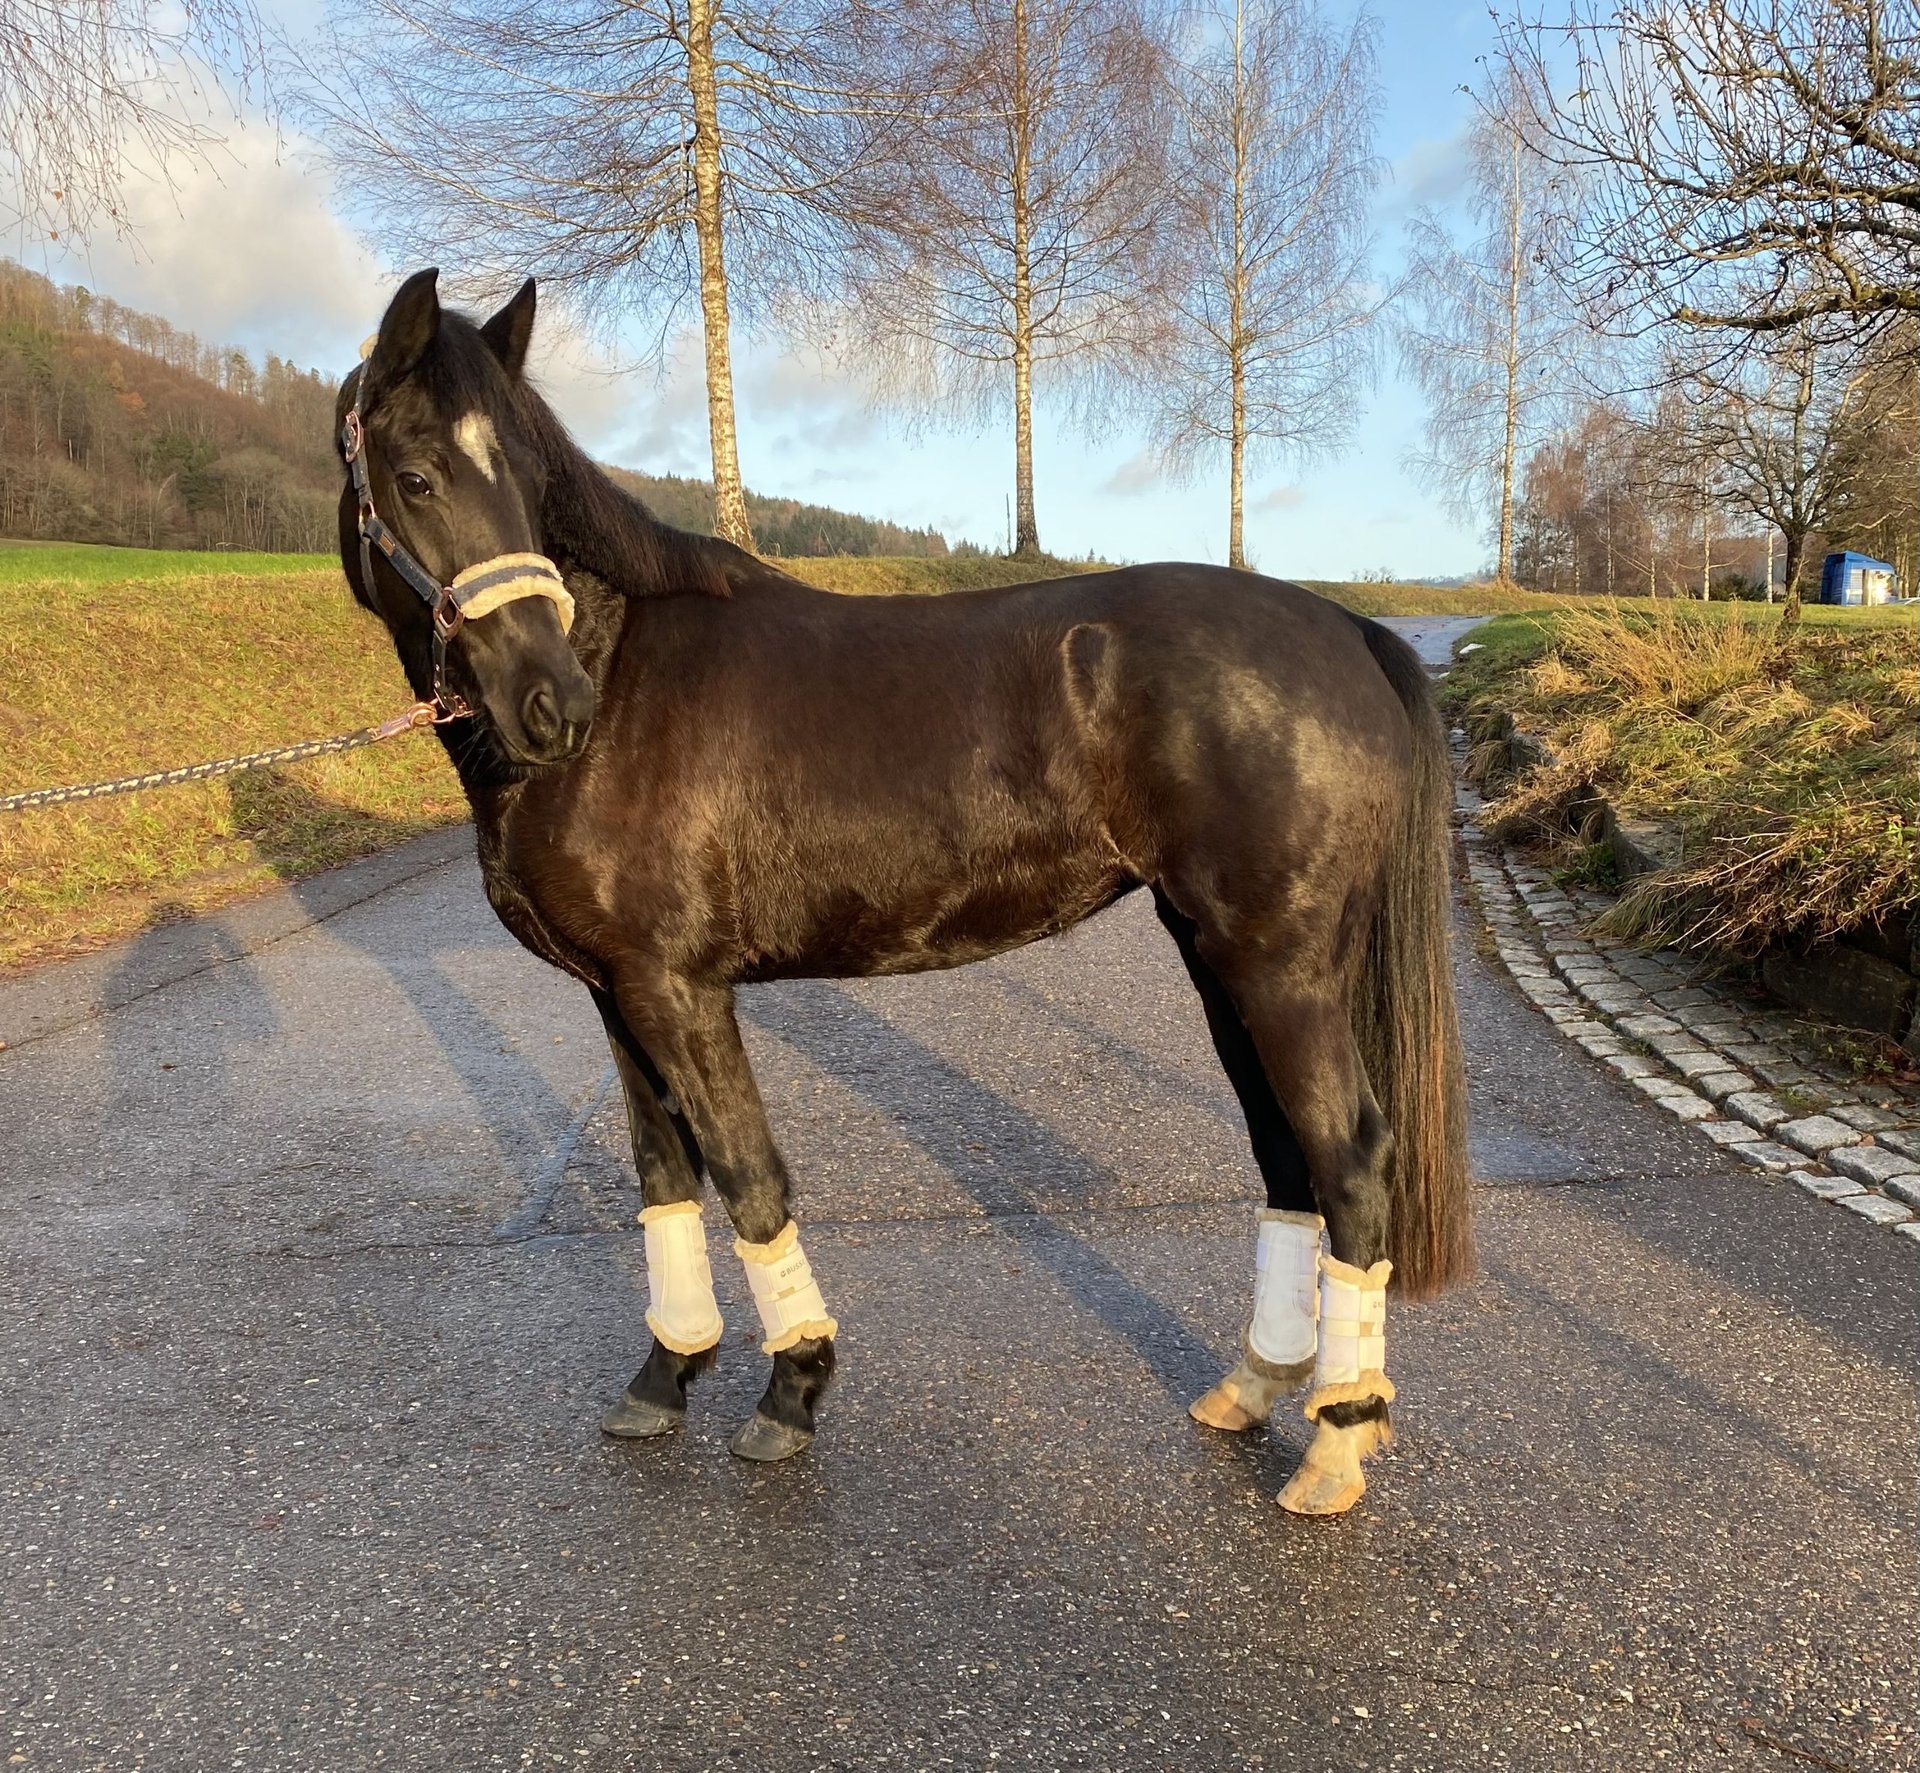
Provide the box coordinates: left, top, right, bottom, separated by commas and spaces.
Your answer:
1349, 618, 1474, 1297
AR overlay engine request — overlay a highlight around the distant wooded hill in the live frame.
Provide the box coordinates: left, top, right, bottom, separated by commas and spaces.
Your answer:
0, 262, 340, 552
603, 468, 954, 559
0, 261, 952, 559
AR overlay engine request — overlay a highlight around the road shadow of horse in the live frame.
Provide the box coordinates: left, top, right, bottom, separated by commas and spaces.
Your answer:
99, 895, 279, 1146
226, 768, 1239, 1371
742, 977, 1232, 1413
233, 767, 613, 1241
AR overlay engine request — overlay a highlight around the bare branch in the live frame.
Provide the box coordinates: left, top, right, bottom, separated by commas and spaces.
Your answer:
1, 0, 270, 244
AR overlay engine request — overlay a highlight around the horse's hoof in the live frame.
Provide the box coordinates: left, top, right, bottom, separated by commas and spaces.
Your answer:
729, 1413, 813, 1463
601, 1392, 685, 1439
1276, 1416, 1391, 1517
1189, 1381, 1267, 1433
1189, 1354, 1311, 1433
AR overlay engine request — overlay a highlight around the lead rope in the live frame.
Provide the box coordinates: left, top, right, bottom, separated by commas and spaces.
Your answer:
5, 388, 574, 817
0, 701, 450, 816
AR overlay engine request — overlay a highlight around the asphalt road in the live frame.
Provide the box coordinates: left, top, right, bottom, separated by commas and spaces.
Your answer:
0, 618, 1913, 1772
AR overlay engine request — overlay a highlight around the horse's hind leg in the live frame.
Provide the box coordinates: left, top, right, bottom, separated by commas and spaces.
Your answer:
594, 990, 722, 1439
1155, 892, 1321, 1433
1195, 943, 1398, 1516
610, 973, 837, 1463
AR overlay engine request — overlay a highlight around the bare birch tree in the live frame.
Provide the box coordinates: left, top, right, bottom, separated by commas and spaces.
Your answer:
1395, 69, 1585, 583
302, 0, 901, 548
840, 0, 1175, 556
1143, 0, 1379, 569
1670, 330, 1877, 606
2, 0, 267, 244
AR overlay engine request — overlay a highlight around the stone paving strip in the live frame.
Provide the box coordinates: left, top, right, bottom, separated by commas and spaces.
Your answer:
1453, 766, 1920, 1248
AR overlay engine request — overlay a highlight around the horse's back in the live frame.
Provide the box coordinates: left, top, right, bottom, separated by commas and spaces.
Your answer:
789, 559, 1416, 915
731, 555, 1415, 847
751, 559, 1404, 726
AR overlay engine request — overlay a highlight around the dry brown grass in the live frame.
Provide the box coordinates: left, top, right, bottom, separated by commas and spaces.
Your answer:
1459, 600, 1919, 955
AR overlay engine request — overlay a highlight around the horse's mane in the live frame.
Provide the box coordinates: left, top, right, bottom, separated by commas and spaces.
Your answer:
431, 315, 734, 601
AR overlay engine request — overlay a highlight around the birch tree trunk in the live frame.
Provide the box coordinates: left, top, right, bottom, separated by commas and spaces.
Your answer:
1012, 276, 1039, 554
1228, 364, 1247, 569
687, 0, 755, 551
1225, 0, 1248, 570
1497, 130, 1523, 584
1009, 0, 1041, 557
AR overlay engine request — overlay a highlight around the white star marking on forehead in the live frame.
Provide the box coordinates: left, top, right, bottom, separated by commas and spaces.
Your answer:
453, 411, 500, 483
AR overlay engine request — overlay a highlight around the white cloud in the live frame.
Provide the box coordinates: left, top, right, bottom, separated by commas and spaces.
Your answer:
1251, 484, 1307, 514
517, 325, 696, 473
1100, 450, 1163, 496
1383, 127, 1473, 217
39, 124, 385, 372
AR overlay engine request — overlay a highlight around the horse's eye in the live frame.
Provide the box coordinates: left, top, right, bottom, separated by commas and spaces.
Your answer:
397, 471, 432, 499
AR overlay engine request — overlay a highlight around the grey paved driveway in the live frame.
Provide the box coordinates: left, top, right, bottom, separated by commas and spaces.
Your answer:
0, 618, 1912, 1771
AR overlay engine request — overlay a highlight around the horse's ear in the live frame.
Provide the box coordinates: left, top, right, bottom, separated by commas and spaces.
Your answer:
367, 268, 441, 387
481, 279, 537, 378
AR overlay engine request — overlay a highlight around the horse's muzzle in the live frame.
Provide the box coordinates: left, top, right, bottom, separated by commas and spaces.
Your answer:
508, 675, 596, 765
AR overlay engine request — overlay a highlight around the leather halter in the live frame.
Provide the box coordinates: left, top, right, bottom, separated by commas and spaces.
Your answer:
341, 397, 574, 722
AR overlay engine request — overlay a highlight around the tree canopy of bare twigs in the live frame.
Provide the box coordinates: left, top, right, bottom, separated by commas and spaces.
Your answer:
1496, 0, 1920, 342
1140, 0, 1379, 569
1396, 67, 1587, 583
300, 0, 905, 547
1825, 321, 1920, 580
2, 0, 267, 244
838, 0, 1175, 556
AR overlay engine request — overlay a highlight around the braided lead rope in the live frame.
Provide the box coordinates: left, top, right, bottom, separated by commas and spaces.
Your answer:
0, 705, 445, 815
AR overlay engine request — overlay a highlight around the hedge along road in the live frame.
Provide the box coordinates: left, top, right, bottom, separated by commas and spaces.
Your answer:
0, 618, 1911, 1773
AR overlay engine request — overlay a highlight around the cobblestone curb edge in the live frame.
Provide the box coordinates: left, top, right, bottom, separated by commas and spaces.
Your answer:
1453, 750, 1920, 1247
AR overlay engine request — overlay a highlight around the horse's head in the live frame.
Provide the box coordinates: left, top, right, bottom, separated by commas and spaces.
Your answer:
336, 268, 596, 770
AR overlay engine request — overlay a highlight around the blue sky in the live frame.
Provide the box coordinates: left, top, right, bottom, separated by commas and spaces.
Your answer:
35, 0, 1500, 577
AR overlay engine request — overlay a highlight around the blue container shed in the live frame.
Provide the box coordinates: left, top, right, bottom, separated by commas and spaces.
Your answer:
1819, 551, 1900, 605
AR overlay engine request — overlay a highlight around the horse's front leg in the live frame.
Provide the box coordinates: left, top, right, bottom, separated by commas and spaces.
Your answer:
593, 989, 723, 1440
613, 972, 836, 1463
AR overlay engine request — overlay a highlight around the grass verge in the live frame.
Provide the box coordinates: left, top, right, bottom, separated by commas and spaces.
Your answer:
0, 563, 465, 971
1294, 579, 1566, 618
782, 554, 1103, 594
0, 539, 336, 585
1446, 599, 1918, 955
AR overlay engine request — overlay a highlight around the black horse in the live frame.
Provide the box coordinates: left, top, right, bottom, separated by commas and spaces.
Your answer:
334, 270, 1470, 1516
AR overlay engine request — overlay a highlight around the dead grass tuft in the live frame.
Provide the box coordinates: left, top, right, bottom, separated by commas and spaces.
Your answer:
1469, 602, 1918, 955
1544, 599, 1776, 712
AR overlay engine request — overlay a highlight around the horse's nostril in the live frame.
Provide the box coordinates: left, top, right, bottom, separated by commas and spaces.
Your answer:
522, 684, 561, 747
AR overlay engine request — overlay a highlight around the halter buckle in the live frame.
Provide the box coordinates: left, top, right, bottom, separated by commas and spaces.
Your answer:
342, 408, 364, 463
433, 590, 465, 642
